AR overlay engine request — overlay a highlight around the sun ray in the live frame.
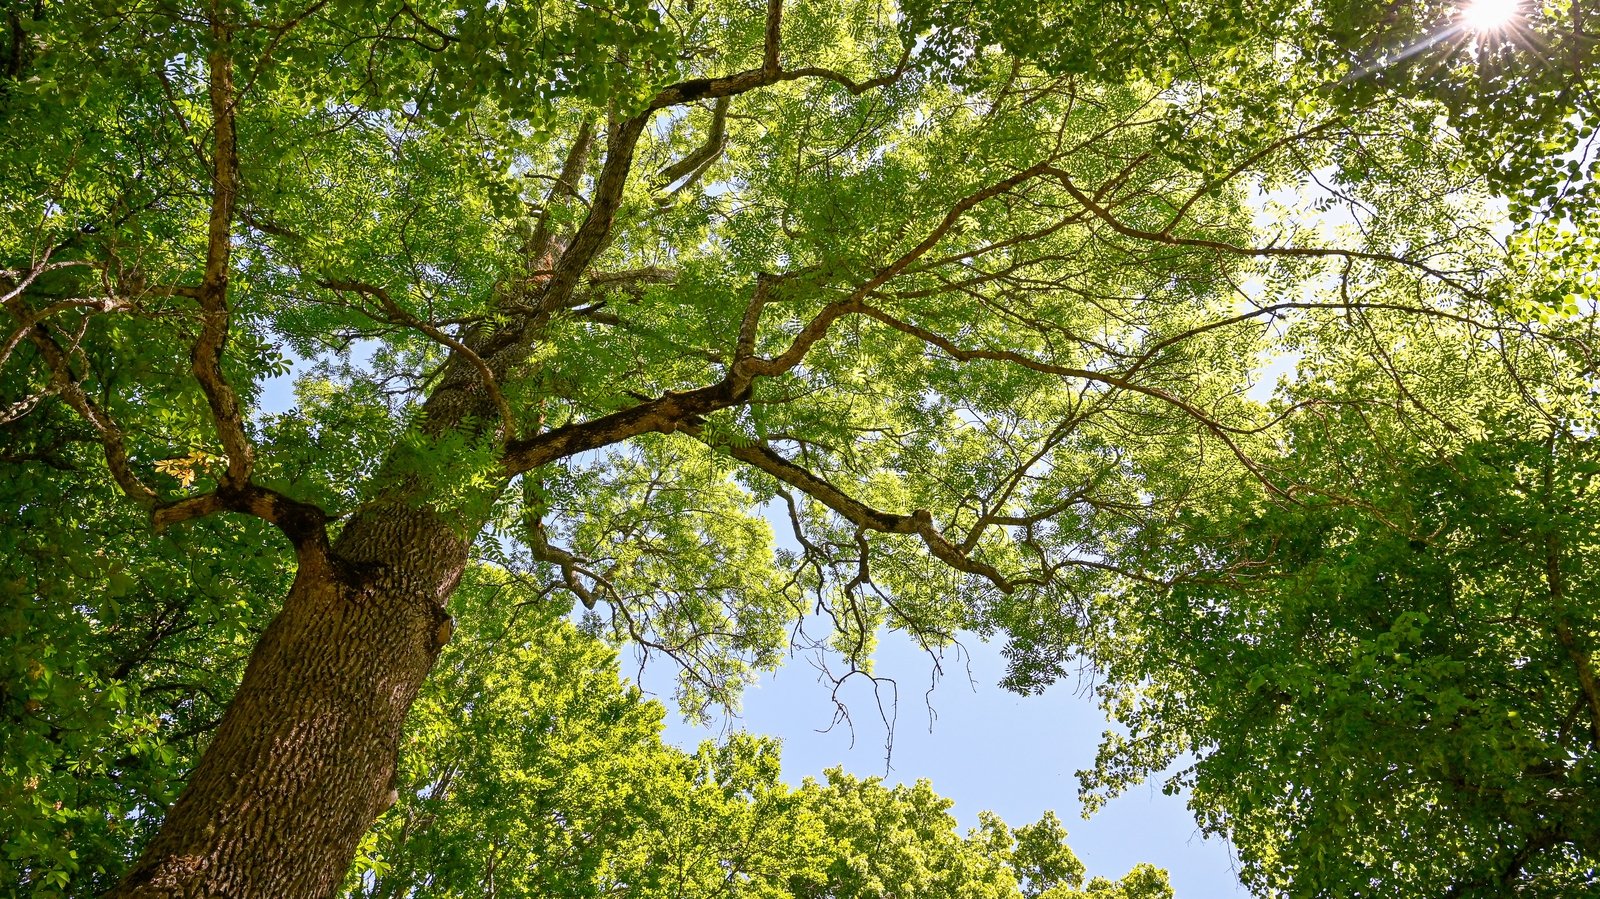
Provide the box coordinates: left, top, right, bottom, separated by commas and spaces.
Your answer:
1345, 0, 1537, 82
1345, 24, 1467, 80
1460, 0, 1520, 32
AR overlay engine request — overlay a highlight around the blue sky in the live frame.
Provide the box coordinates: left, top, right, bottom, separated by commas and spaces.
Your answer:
644, 628, 1248, 897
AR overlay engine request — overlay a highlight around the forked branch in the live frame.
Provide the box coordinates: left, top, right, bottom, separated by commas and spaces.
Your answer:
322, 278, 517, 440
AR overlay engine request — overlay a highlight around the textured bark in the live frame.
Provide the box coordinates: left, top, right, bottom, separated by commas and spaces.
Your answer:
112, 289, 518, 895
110, 510, 466, 899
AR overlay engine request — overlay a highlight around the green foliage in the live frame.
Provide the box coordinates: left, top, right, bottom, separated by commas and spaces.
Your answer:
3, 0, 1596, 894
1, 0, 1514, 719
905, 0, 1600, 229
1070, 321, 1600, 896
0, 406, 290, 895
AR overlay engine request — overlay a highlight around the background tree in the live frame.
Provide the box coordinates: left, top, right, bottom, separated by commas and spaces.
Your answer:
1066, 308, 1600, 896
2, 0, 1592, 895
2, 380, 290, 893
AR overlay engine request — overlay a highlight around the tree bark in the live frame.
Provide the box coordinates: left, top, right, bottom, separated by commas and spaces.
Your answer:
110, 506, 467, 899
105, 114, 594, 897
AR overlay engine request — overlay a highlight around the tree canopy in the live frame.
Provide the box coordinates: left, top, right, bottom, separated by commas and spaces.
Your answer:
1074, 305, 1600, 895
1, 0, 1597, 895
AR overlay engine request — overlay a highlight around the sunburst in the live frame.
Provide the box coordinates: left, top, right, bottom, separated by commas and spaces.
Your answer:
1346, 0, 1534, 82
1459, 0, 1520, 32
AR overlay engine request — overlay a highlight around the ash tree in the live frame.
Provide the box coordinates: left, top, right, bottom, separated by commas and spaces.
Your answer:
1, 0, 1596, 896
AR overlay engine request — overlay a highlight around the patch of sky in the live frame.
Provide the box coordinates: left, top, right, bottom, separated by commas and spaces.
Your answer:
254, 336, 382, 417
612, 479, 1250, 896
640, 620, 1245, 896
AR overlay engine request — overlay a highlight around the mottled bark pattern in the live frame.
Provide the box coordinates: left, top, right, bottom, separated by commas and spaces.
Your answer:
111, 512, 465, 898
112, 339, 492, 897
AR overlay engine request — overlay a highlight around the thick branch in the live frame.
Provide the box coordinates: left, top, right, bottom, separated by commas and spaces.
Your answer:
154, 483, 330, 552
533, 115, 648, 317
505, 164, 1068, 473
502, 378, 749, 473
525, 119, 596, 269
688, 428, 1018, 593
322, 278, 516, 439
25, 323, 159, 508
2, 292, 133, 369
762, 0, 782, 75
193, 38, 255, 486
526, 520, 598, 609
655, 96, 729, 192
566, 266, 679, 310
644, 3, 907, 112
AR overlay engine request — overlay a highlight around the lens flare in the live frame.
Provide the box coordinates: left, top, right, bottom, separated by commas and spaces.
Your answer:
1460, 0, 1518, 31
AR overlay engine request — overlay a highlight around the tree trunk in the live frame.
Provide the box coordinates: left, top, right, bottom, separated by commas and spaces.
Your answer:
107, 111, 596, 898
110, 505, 469, 899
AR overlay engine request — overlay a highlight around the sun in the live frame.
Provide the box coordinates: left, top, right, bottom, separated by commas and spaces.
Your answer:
1460, 0, 1519, 31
